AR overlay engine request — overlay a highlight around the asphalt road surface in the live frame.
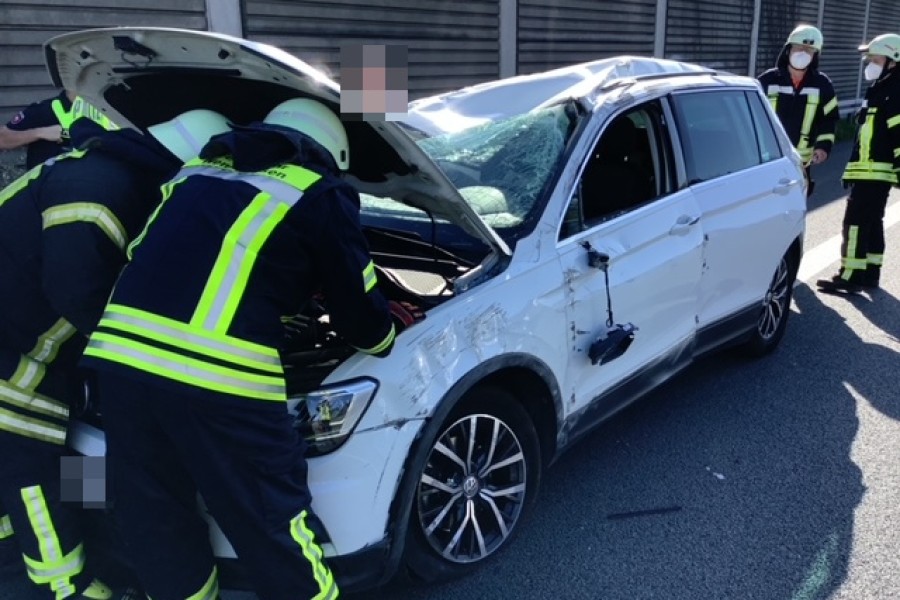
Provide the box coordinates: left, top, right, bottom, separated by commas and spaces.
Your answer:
1, 141, 898, 600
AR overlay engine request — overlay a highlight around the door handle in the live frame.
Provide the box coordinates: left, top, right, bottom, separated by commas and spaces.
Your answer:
773, 178, 799, 195
669, 214, 701, 235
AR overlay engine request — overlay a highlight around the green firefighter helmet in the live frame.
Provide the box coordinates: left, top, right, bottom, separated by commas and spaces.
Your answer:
263, 97, 350, 170
148, 109, 232, 163
787, 25, 823, 52
858, 33, 900, 61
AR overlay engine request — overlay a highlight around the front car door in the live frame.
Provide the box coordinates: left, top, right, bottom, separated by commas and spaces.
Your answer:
557, 100, 705, 429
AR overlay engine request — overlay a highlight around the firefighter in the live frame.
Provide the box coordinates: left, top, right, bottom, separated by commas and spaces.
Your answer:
0, 108, 231, 600
758, 24, 839, 196
817, 33, 900, 294
1, 89, 119, 170
81, 97, 418, 600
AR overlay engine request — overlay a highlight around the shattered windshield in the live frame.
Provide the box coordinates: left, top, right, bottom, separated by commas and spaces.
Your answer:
360, 104, 574, 237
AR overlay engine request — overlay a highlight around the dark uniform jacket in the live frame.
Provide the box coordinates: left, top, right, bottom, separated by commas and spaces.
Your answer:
82, 124, 395, 405
758, 45, 839, 163
0, 119, 180, 444
843, 67, 900, 184
5, 91, 72, 169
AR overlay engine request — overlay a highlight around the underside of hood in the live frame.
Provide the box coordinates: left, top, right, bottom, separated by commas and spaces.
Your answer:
44, 27, 510, 257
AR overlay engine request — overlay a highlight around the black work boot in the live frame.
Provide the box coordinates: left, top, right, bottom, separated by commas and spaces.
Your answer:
816, 275, 862, 294
860, 267, 881, 289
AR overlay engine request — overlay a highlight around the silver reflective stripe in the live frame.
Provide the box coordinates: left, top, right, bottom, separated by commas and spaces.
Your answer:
0, 408, 67, 444
24, 544, 85, 581
101, 306, 281, 373
799, 88, 820, 98
41, 203, 128, 250
27, 318, 76, 364
0, 381, 69, 419
199, 193, 293, 330
767, 84, 795, 96
173, 166, 304, 206
86, 335, 285, 400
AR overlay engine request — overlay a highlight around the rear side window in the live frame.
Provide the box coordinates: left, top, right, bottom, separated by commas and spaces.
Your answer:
671, 90, 761, 183
745, 90, 783, 163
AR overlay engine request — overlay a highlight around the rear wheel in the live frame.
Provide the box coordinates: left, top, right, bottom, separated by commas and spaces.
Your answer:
403, 386, 541, 583
741, 252, 797, 357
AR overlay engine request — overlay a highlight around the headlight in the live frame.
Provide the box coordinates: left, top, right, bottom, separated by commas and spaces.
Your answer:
289, 378, 378, 456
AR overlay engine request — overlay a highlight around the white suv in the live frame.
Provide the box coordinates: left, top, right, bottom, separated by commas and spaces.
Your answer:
49, 28, 806, 591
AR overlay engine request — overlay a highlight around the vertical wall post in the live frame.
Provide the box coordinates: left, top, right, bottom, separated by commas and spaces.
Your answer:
206, 0, 243, 37
654, 0, 668, 58
816, 0, 825, 29
748, 0, 762, 76
856, 0, 872, 100
499, 0, 517, 78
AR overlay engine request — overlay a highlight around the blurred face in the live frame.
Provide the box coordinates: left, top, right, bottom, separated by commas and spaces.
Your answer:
866, 55, 888, 67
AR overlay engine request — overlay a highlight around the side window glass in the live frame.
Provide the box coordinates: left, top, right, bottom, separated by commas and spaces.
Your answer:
562, 101, 675, 236
745, 91, 783, 163
672, 90, 761, 183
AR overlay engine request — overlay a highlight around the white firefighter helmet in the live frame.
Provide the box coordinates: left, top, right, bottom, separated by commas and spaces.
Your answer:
148, 109, 231, 162
787, 24, 823, 52
263, 97, 350, 170
858, 33, 900, 61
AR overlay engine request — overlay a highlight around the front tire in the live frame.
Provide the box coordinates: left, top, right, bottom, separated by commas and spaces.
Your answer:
403, 386, 542, 583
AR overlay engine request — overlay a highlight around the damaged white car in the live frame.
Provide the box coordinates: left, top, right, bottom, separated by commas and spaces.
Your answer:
48, 27, 806, 591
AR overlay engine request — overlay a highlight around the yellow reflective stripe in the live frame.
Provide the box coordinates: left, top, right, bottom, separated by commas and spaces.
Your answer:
50, 99, 75, 130
0, 514, 13, 539
290, 511, 338, 600
894, 148, 900, 159
70, 97, 118, 131
866, 253, 884, 266
21, 486, 62, 568
0, 380, 69, 420
99, 304, 282, 374
26, 318, 77, 364
841, 226, 865, 278
128, 176, 187, 260
42, 203, 127, 251
797, 92, 819, 150
842, 160, 898, 183
192, 193, 290, 332
887, 114, 900, 129
362, 260, 377, 293
85, 333, 286, 401
0, 406, 67, 444
822, 96, 838, 115
185, 566, 219, 600
815, 133, 835, 144
860, 113, 876, 163
355, 324, 395, 356
22, 543, 86, 584
797, 147, 814, 161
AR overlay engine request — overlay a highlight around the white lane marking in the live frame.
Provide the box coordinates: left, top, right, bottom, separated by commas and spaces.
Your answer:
797, 202, 900, 283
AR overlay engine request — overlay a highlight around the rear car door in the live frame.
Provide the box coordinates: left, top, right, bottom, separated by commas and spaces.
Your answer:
670, 88, 805, 339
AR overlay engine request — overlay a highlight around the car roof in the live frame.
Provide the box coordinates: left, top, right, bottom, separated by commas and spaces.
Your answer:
405, 56, 761, 134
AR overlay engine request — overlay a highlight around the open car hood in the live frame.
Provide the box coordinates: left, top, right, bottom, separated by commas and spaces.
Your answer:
44, 27, 510, 257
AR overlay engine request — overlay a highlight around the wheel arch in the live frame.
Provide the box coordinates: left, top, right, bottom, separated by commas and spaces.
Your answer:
378, 352, 562, 584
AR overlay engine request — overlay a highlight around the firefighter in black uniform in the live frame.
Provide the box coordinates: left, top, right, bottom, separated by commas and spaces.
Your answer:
0, 89, 118, 170
0, 109, 231, 600
817, 33, 900, 294
758, 24, 839, 196
82, 97, 417, 600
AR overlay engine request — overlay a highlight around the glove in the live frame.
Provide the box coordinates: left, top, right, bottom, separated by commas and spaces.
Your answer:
388, 300, 424, 332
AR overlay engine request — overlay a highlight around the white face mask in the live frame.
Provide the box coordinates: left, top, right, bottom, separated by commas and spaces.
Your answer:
789, 51, 813, 70
865, 62, 884, 81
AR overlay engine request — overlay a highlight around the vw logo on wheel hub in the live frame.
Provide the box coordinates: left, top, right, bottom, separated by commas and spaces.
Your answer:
462, 475, 480, 498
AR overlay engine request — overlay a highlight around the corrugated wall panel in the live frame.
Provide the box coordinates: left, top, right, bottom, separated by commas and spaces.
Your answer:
665, 0, 755, 75
0, 0, 207, 118
243, 0, 500, 100
754, 0, 820, 76
819, 0, 867, 103
517, 0, 657, 75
